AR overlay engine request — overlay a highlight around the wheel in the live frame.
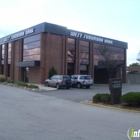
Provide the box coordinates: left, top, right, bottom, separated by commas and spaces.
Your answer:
77, 83, 81, 88
45, 82, 49, 87
56, 84, 60, 89
66, 87, 70, 89
86, 86, 90, 89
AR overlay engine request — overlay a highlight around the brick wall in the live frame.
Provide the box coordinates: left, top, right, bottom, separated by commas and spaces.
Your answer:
48, 34, 63, 74
128, 66, 140, 71
29, 67, 41, 84
40, 33, 65, 83
14, 40, 22, 81
41, 33, 64, 82
3, 44, 8, 79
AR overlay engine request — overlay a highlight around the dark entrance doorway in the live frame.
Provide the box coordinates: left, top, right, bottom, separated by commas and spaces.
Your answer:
80, 65, 88, 75
94, 67, 108, 84
94, 67, 117, 84
67, 63, 74, 76
23, 67, 29, 83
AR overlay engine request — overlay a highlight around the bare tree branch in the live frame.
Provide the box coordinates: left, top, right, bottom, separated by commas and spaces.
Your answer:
98, 45, 124, 78
136, 51, 140, 62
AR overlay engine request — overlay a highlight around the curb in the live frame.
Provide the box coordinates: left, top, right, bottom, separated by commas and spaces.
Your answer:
81, 102, 140, 113
0, 83, 57, 91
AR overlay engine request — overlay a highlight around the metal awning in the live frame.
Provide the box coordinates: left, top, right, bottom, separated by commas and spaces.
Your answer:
16, 60, 40, 67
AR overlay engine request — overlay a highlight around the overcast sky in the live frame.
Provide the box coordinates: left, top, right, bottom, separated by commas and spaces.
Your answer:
0, 0, 139, 66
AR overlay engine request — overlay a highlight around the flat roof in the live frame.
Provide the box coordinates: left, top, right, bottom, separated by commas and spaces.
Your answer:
0, 22, 128, 49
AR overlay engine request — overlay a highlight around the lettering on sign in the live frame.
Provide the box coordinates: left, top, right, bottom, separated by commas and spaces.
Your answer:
11, 31, 25, 39
104, 39, 113, 44
70, 31, 113, 45
4, 28, 35, 42
112, 80, 121, 88
70, 31, 82, 38
25, 28, 35, 35
4, 36, 11, 42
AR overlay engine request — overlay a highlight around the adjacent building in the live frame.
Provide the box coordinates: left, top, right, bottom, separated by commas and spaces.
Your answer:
0, 22, 128, 84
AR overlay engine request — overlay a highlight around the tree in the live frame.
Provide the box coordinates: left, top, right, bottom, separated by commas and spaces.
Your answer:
129, 62, 140, 66
136, 51, 140, 63
98, 45, 124, 78
49, 67, 57, 78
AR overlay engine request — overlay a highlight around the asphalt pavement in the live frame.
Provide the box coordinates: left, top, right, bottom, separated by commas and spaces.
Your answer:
0, 84, 140, 140
35, 84, 140, 102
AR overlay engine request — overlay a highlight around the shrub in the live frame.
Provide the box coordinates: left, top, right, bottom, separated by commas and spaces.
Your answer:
15, 81, 28, 87
92, 94, 102, 103
92, 93, 110, 104
28, 84, 38, 89
49, 66, 57, 78
7, 80, 15, 83
100, 94, 110, 104
121, 92, 140, 107
0, 75, 6, 82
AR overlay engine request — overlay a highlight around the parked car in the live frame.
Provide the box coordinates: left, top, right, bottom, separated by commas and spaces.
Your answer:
71, 75, 93, 89
45, 75, 71, 89
128, 70, 140, 74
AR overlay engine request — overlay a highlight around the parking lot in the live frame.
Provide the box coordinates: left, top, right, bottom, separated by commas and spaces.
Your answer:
35, 84, 140, 102
1, 84, 140, 140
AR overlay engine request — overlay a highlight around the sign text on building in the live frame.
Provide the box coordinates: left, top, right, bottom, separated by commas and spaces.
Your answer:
70, 31, 113, 45
4, 28, 35, 42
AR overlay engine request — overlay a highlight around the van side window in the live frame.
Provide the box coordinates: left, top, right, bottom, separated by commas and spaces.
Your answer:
80, 76, 84, 80
74, 76, 78, 79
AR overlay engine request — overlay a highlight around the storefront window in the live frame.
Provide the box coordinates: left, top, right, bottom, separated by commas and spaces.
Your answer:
94, 43, 125, 66
8, 43, 11, 64
67, 38, 75, 63
7, 43, 11, 77
80, 41, 89, 65
67, 38, 75, 75
23, 34, 40, 61
1, 44, 5, 64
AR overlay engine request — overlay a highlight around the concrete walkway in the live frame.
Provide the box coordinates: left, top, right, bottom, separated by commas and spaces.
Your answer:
29, 83, 57, 91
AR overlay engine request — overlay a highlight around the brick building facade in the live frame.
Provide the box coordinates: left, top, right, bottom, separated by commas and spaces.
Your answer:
0, 22, 128, 84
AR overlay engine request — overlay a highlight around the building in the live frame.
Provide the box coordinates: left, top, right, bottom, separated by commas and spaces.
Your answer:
0, 22, 128, 84
128, 66, 140, 72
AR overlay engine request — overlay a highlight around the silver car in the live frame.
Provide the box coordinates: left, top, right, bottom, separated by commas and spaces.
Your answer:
71, 75, 93, 89
45, 75, 71, 89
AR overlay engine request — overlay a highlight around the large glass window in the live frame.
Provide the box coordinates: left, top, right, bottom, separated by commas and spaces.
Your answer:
94, 43, 125, 66
7, 43, 11, 77
67, 38, 75, 63
8, 43, 11, 64
1, 45, 5, 64
23, 34, 40, 61
80, 41, 89, 65
67, 38, 75, 75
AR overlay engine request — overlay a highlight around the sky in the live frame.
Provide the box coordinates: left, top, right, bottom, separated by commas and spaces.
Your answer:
0, 0, 140, 66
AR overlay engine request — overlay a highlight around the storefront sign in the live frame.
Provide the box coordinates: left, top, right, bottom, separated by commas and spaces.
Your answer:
4, 28, 35, 42
109, 78, 122, 105
109, 78, 122, 90
70, 31, 113, 45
